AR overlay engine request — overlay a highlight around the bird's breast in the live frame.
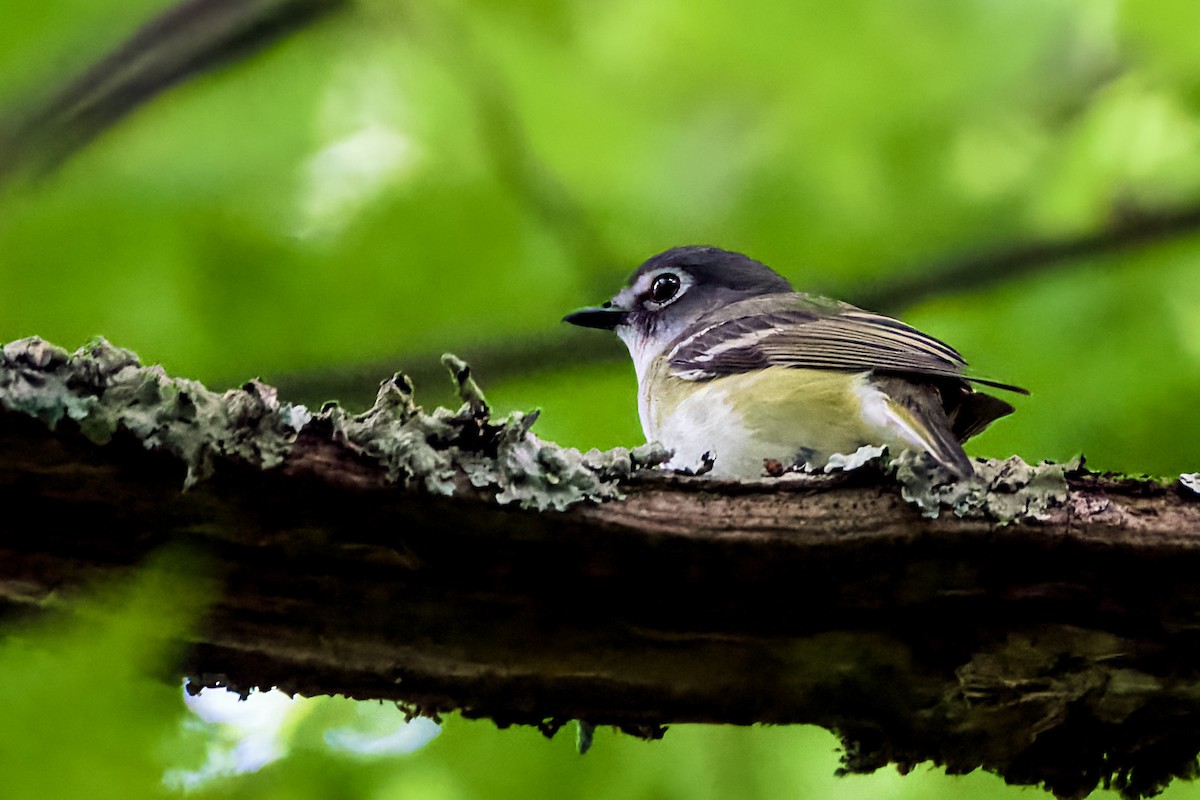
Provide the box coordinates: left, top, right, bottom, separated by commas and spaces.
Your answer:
640, 365, 903, 478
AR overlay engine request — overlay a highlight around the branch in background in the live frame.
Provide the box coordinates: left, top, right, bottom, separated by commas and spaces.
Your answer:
270, 201, 1200, 405
4, 337, 1200, 800
0, 0, 345, 179
851, 203, 1200, 311
270, 328, 630, 411
0, 0, 618, 300
8, 0, 1200, 411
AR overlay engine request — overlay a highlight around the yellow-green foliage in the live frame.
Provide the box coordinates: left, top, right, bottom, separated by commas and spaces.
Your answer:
2, 0, 1200, 797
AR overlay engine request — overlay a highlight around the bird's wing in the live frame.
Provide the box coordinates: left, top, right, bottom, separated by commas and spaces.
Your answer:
666, 294, 1027, 394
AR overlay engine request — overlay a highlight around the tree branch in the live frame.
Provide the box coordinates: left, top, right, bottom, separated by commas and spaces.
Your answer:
3, 337, 1200, 799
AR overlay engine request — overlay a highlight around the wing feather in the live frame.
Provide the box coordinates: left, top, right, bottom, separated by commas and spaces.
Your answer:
667, 296, 1026, 394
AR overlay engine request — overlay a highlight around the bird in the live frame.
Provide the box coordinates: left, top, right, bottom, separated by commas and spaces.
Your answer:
562, 245, 1026, 479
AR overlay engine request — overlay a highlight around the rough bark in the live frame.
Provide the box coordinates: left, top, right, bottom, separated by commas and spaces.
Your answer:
2, 336, 1200, 800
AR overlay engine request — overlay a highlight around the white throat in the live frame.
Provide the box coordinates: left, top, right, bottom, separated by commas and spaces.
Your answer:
615, 324, 664, 385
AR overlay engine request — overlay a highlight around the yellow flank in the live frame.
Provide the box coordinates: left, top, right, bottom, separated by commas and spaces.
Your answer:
641, 363, 937, 477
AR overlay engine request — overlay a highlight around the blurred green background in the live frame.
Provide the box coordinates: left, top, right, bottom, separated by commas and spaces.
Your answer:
3, 0, 1200, 797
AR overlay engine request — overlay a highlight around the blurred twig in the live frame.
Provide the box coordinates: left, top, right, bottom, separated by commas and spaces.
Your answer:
0, 0, 346, 180
8, 0, 1200, 405
1, 0, 618, 299
271, 201, 1200, 403
852, 203, 1200, 311
268, 328, 629, 411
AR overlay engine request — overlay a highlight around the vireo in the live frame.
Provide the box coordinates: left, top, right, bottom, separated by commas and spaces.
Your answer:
564, 246, 1025, 479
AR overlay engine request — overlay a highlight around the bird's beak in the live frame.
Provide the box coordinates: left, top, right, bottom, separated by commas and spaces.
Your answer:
562, 303, 630, 330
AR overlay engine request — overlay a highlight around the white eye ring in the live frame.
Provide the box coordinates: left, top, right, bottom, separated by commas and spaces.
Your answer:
642, 270, 692, 309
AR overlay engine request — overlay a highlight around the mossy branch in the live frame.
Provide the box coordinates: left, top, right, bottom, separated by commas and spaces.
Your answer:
2, 337, 1200, 800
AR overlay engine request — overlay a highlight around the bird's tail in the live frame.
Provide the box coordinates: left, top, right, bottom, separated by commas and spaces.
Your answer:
950, 391, 1017, 441
874, 377, 975, 478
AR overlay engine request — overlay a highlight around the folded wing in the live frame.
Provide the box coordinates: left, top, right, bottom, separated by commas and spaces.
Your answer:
667, 294, 1027, 394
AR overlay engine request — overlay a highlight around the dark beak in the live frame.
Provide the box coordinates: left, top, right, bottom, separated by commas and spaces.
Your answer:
562, 304, 629, 330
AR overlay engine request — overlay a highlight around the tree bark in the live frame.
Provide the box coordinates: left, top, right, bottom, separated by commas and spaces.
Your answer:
2, 337, 1200, 800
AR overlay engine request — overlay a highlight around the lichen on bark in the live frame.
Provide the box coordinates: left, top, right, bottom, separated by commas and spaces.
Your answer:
892, 451, 1074, 522
6, 336, 1200, 800
0, 336, 668, 508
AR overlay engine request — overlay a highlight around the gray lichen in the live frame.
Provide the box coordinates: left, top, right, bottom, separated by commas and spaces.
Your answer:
0, 337, 97, 428
329, 360, 670, 510
1, 336, 1074, 518
1, 337, 297, 487
440, 353, 489, 418
821, 444, 887, 473
0, 337, 669, 509
893, 451, 1074, 522
778, 444, 1074, 523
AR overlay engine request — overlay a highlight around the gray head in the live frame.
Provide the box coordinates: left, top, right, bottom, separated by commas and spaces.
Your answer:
563, 246, 792, 337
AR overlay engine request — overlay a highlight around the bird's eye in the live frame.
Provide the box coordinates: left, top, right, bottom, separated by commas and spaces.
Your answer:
650, 273, 681, 304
